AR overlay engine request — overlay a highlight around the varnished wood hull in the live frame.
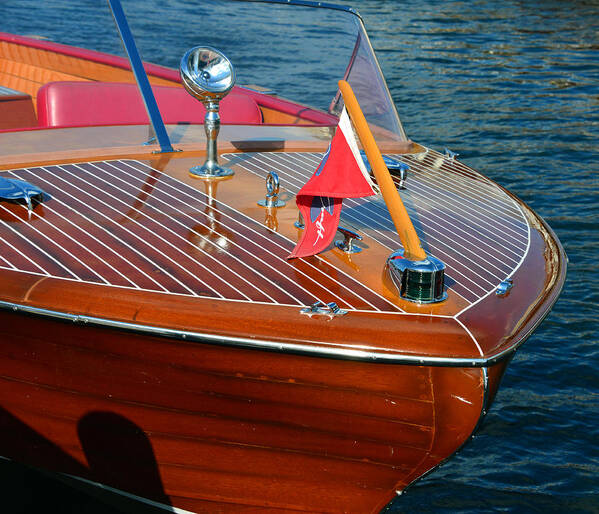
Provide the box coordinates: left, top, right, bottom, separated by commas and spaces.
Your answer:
0, 309, 496, 513
0, 23, 567, 513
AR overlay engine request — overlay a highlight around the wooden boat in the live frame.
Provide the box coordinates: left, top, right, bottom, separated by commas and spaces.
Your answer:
0, 1, 566, 512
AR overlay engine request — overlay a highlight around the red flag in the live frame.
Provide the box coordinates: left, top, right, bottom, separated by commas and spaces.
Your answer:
288, 108, 375, 259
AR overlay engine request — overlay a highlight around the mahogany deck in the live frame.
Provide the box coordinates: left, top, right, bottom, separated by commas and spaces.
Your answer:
224, 149, 529, 306
0, 147, 565, 362
0, 150, 530, 310
1, 159, 396, 311
0, 25, 568, 514
0, 146, 566, 513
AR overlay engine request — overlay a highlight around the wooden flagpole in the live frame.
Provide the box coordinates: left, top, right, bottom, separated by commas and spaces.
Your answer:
338, 80, 427, 262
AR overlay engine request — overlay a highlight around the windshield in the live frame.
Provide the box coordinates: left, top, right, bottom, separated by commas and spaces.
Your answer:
1, 0, 407, 142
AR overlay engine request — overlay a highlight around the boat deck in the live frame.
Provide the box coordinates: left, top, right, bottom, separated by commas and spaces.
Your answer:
0, 137, 564, 365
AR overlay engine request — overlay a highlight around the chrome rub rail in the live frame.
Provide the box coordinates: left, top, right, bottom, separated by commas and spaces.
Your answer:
0, 299, 557, 368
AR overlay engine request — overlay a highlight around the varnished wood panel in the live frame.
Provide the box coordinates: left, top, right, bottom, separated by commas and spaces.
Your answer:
0, 40, 177, 114
0, 40, 176, 86
0, 94, 36, 129
0, 310, 485, 513
225, 150, 529, 308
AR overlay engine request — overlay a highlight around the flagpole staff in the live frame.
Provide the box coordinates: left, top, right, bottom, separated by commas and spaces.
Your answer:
338, 80, 426, 262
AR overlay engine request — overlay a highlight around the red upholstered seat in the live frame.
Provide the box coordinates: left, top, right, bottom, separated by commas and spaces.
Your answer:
37, 81, 263, 127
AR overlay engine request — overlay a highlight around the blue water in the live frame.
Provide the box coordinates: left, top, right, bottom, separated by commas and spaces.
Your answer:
1, 0, 598, 512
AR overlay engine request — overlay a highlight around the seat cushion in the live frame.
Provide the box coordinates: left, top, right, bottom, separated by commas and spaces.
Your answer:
37, 81, 262, 127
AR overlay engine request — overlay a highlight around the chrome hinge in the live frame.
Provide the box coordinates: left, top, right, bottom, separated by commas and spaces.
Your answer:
496, 278, 513, 297
300, 301, 348, 319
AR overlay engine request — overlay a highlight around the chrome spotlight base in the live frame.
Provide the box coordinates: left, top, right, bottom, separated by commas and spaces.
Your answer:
180, 46, 236, 181
189, 163, 235, 179
387, 249, 447, 304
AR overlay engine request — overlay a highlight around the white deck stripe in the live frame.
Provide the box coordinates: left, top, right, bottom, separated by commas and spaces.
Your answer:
83, 162, 279, 304
126, 160, 398, 312
292, 153, 520, 274
0, 206, 81, 280
248, 152, 497, 294
110, 162, 333, 308
455, 317, 484, 357
0, 252, 16, 269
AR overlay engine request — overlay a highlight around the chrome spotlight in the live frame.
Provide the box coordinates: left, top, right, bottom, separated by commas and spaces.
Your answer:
180, 46, 236, 179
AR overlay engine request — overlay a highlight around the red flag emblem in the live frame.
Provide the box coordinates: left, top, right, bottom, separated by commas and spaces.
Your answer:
288, 108, 375, 259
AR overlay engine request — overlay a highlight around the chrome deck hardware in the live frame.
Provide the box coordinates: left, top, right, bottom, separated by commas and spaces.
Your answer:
180, 46, 236, 179
335, 226, 362, 254
258, 171, 285, 208
387, 249, 447, 303
300, 301, 348, 319
0, 176, 48, 212
360, 150, 407, 176
396, 162, 409, 190
294, 211, 305, 229
444, 148, 459, 162
496, 278, 513, 296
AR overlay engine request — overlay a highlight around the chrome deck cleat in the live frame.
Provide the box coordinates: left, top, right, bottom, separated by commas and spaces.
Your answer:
444, 148, 459, 162
300, 301, 348, 319
335, 226, 362, 254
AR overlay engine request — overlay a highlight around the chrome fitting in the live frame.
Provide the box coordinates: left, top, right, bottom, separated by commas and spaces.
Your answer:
258, 171, 285, 208
300, 301, 348, 319
444, 148, 459, 162
387, 249, 447, 303
496, 278, 513, 296
335, 226, 362, 254
180, 46, 236, 179
294, 211, 305, 229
